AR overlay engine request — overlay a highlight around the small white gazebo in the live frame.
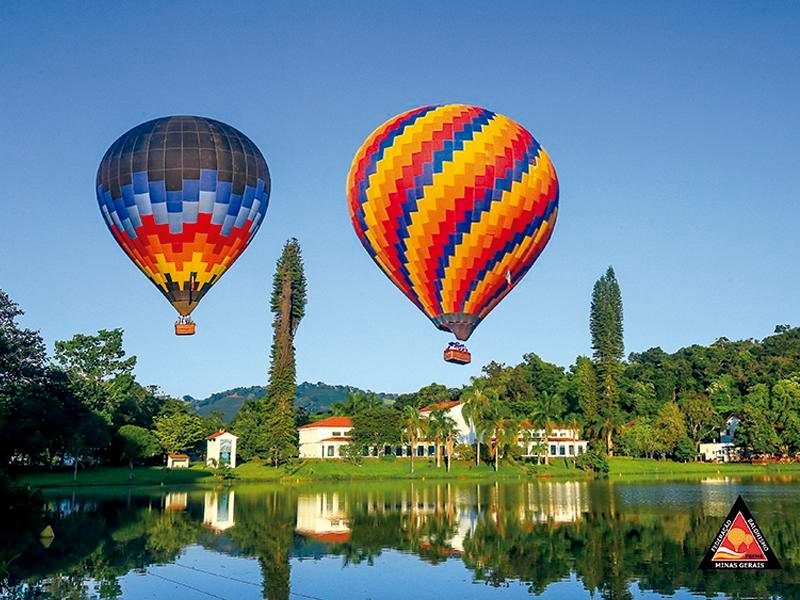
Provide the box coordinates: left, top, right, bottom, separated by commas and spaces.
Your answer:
206, 430, 238, 468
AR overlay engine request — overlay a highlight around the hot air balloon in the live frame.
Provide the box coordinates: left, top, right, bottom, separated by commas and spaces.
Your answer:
346, 105, 558, 364
96, 116, 270, 335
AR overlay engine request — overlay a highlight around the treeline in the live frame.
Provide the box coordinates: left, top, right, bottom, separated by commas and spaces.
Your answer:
0, 290, 222, 475
317, 268, 800, 463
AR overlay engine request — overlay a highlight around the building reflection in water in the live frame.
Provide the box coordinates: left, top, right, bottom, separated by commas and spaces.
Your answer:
295, 492, 351, 543
163, 492, 188, 511
294, 481, 589, 553
203, 491, 236, 533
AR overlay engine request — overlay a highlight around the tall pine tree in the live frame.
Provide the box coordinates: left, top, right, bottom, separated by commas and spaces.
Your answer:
590, 266, 624, 455
263, 238, 307, 466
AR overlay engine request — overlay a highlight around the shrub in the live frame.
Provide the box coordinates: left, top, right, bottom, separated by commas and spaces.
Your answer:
673, 437, 696, 463
341, 444, 363, 465
576, 448, 609, 474
454, 444, 475, 464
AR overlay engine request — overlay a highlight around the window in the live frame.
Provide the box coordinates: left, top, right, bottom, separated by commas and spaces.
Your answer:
338, 446, 344, 457
428, 445, 436, 456
332, 431, 341, 437
550, 444, 557, 456
559, 446, 566, 456
327, 446, 334, 457
568, 445, 574, 456
395, 446, 404, 457
417, 445, 425, 457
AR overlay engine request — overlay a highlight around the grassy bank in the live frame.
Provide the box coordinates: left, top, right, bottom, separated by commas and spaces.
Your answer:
17, 457, 800, 488
608, 457, 800, 478
19, 457, 584, 488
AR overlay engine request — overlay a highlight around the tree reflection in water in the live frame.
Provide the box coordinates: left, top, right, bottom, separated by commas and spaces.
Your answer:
2, 478, 799, 599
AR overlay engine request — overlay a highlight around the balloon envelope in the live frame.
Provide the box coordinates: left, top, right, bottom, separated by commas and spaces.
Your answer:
346, 104, 558, 341
96, 116, 270, 316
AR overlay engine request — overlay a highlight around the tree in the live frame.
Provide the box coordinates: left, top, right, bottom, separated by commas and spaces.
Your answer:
619, 419, 657, 458
590, 267, 624, 455
401, 406, 427, 473
574, 356, 599, 435
737, 404, 779, 456
331, 390, 381, 415
118, 425, 160, 471
679, 392, 720, 448
529, 391, 563, 465
461, 386, 493, 466
54, 328, 142, 430
232, 398, 270, 461
653, 401, 687, 458
153, 411, 206, 454
262, 238, 307, 466
429, 409, 458, 472
351, 406, 401, 456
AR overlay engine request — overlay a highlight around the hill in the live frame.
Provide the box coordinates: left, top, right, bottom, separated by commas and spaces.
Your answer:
187, 382, 397, 422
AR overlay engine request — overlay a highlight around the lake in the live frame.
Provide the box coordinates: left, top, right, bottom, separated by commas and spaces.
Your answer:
3, 477, 798, 599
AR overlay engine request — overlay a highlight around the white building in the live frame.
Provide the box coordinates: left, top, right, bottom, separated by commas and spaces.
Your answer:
206, 430, 238, 468
298, 416, 353, 459
699, 416, 740, 462
296, 401, 588, 460
166, 453, 190, 468
517, 422, 589, 460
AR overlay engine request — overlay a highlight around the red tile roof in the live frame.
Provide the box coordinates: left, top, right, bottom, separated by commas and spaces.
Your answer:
319, 437, 352, 443
299, 416, 353, 429
420, 400, 461, 413
300, 530, 351, 543
206, 430, 230, 439
168, 453, 190, 459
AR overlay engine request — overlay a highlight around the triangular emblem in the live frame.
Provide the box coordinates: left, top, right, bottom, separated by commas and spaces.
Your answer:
699, 495, 781, 570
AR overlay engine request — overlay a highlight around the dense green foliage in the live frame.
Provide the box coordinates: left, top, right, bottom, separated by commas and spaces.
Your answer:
0, 289, 220, 479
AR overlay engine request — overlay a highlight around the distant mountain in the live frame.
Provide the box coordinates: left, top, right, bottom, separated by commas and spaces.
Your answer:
186, 382, 397, 422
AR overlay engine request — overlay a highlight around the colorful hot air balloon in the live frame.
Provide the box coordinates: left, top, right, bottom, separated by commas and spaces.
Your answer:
96, 116, 270, 335
346, 104, 558, 363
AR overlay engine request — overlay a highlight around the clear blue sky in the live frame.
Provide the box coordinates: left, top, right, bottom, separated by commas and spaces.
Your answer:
1, 1, 797, 399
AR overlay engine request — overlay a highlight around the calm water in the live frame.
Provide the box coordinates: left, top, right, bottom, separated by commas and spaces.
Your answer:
3, 477, 799, 599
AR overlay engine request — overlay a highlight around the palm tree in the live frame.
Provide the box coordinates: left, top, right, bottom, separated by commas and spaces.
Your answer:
497, 418, 521, 470
330, 390, 381, 416
462, 386, 493, 466
428, 408, 456, 469
440, 415, 458, 473
530, 391, 562, 465
401, 406, 427, 473
482, 405, 507, 471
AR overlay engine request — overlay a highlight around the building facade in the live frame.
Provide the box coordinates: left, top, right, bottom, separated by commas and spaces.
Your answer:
298, 416, 354, 459
206, 430, 238, 468
297, 402, 589, 460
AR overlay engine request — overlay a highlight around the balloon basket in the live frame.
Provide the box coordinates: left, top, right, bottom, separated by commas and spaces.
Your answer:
444, 347, 471, 365
175, 321, 196, 336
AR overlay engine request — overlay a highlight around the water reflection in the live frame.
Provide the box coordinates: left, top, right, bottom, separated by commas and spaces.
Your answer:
2, 478, 799, 599
203, 490, 236, 533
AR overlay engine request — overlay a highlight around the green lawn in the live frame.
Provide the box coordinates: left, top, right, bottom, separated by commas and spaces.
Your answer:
18, 457, 800, 488
19, 457, 586, 487
607, 457, 800, 477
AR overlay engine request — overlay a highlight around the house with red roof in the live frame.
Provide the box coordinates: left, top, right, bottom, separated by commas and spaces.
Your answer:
206, 430, 238, 468
297, 402, 588, 460
298, 416, 353, 459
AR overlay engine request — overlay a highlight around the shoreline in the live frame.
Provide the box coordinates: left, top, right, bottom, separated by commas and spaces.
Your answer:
16, 458, 800, 489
